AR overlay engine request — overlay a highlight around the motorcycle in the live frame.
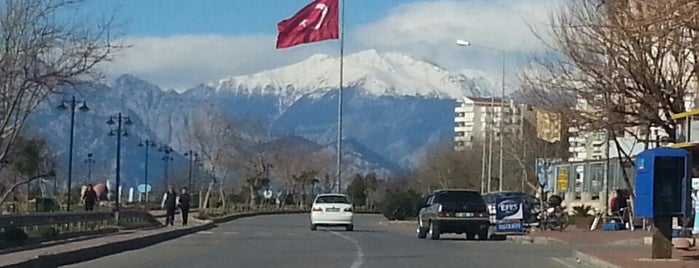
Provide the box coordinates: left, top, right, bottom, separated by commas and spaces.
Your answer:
533, 204, 570, 231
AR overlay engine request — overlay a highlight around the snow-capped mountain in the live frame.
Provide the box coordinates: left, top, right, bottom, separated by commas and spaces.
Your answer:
25, 49, 495, 190
202, 50, 492, 109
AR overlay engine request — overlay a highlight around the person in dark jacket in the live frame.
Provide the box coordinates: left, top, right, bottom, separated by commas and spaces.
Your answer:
82, 184, 97, 211
161, 186, 178, 226
178, 187, 191, 225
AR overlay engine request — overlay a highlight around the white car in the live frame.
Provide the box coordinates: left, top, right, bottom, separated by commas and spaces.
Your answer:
310, 194, 354, 231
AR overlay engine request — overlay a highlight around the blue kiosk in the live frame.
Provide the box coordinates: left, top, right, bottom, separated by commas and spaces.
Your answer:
634, 147, 693, 259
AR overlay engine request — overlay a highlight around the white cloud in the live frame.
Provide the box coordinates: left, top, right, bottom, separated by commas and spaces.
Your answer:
104, 35, 339, 91
352, 0, 556, 52
103, 0, 560, 91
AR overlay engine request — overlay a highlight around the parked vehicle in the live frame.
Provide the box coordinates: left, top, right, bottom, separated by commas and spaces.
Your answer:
417, 189, 490, 240
536, 194, 569, 231
310, 194, 354, 231
481, 191, 540, 226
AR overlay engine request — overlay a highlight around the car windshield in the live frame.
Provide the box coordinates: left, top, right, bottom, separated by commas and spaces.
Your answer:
315, 195, 350, 204
434, 191, 484, 205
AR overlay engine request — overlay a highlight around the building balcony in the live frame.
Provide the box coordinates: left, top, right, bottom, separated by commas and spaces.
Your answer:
454, 136, 470, 142
455, 106, 474, 113
454, 126, 473, 133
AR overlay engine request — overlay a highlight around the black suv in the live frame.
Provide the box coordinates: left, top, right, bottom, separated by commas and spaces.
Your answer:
417, 189, 490, 240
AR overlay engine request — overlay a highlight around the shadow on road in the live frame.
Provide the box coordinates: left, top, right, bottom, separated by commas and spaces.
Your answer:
430, 234, 508, 242
315, 229, 388, 233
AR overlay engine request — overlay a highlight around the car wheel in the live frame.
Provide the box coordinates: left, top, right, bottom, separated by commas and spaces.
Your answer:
478, 230, 489, 240
346, 224, 354, 232
428, 221, 440, 240
417, 220, 428, 239
466, 232, 476, 240
310, 224, 317, 231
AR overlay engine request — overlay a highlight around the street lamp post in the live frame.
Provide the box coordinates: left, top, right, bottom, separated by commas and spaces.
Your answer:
139, 140, 156, 202
107, 113, 133, 221
456, 40, 506, 192
57, 96, 90, 211
184, 150, 199, 191
159, 145, 173, 187
85, 153, 95, 182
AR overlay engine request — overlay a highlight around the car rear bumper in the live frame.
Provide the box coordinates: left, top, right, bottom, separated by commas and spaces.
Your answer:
311, 212, 353, 225
434, 218, 490, 233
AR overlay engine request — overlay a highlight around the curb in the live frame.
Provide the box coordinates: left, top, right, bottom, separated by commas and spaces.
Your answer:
506, 235, 568, 245
0, 228, 120, 255
4, 210, 373, 267
573, 250, 623, 268
5, 222, 217, 268
211, 210, 306, 224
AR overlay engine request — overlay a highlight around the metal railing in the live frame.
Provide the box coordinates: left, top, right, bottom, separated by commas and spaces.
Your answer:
0, 210, 156, 231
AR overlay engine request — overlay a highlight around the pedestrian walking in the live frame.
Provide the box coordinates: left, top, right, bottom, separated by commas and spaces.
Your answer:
82, 184, 97, 211
178, 187, 191, 226
161, 186, 178, 226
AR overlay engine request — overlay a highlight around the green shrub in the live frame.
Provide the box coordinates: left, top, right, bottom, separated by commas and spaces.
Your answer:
1, 227, 29, 246
378, 189, 423, 221
572, 205, 593, 217
37, 227, 59, 238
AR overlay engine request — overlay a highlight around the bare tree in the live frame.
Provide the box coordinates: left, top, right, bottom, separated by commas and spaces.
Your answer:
521, 0, 697, 197
189, 107, 246, 209
415, 142, 481, 190
265, 138, 333, 207
501, 111, 567, 193
0, 0, 122, 206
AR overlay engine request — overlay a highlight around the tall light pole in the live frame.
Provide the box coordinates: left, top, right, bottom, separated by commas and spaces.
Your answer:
107, 113, 133, 221
456, 40, 506, 192
56, 96, 89, 211
184, 150, 199, 191
159, 145, 173, 188
139, 139, 156, 202
85, 153, 95, 182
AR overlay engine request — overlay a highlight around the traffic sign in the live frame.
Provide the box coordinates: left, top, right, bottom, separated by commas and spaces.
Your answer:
263, 189, 273, 199
137, 184, 152, 193
557, 169, 568, 191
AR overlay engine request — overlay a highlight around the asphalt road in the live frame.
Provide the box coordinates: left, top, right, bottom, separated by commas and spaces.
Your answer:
64, 214, 574, 268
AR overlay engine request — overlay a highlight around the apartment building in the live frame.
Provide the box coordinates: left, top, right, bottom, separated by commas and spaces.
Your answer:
535, 109, 563, 143
453, 97, 527, 150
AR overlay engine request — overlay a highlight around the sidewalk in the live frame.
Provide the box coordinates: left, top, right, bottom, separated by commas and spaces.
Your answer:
0, 211, 211, 268
525, 227, 699, 268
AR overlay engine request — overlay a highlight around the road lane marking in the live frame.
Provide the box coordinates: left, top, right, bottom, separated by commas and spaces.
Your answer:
224, 232, 238, 235
331, 232, 364, 268
198, 231, 214, 234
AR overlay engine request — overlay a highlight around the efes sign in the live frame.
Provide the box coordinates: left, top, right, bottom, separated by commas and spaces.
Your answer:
495, 196, 525, 233
496, 198, 524, 220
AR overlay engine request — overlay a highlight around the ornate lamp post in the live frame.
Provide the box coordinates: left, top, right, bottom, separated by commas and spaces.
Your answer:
107, 113, 133, 221
56, 96, 89, 211
159, 145, 174, 187
184, 150, 199, 190
138, 140, 157, 202
85, 153, 96, 182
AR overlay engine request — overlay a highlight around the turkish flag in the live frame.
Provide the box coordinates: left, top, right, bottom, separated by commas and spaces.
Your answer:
276, 0, 339, 49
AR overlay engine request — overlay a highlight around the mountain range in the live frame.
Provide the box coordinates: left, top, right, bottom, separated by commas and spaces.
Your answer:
25, 50, 494, 191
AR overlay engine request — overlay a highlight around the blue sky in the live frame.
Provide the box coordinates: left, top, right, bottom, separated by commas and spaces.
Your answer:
88, 0, 558, 91
89, 0, 421, 37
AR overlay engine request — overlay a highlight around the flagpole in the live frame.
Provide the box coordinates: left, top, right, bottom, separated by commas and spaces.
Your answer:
336, 0, 345, 194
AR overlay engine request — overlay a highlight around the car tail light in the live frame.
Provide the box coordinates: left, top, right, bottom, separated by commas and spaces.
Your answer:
438, 212, 454, 217
312, 207, 323, 212
344, 207, 352, 212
